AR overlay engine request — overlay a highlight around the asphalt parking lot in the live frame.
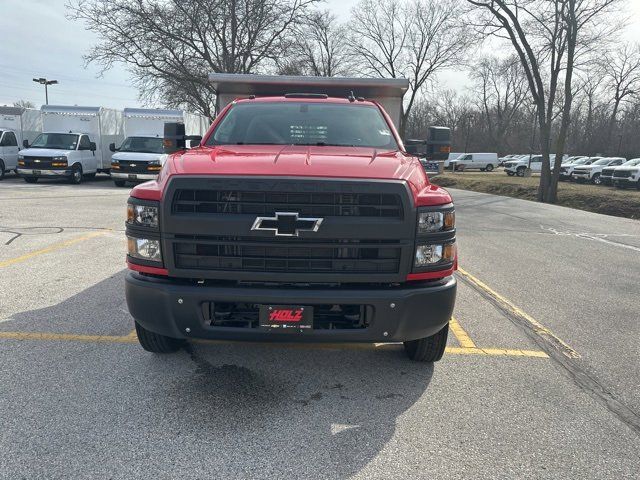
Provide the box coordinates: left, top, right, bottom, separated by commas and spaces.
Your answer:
1, 174, 639, 479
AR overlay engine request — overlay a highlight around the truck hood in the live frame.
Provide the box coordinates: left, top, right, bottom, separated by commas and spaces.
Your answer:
112, 152, 163, 162
133, 144, 453, 207
170, 145, 417, 181
20, 148, 75, 157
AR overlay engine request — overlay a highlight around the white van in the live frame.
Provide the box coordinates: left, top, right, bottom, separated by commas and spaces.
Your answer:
17, 105, 124, 184
0, 106, 42, 179
449, 153, 498, 172
444, 152, 464, 168
109, 109, 207, 187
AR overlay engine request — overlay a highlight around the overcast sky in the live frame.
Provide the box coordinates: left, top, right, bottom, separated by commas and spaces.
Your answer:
2, 0, 640, 109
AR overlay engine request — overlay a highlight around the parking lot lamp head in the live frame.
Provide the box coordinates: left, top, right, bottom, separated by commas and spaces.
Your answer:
32, 77, 59, 105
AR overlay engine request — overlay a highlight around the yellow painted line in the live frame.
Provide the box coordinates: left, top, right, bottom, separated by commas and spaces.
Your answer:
0, 331, 547, 358
449, 317, 477, 348
0, 231, 107, 268
458, 267, 580, 359
126, 329, 138, 338
0, 331, 138, 344
446, 347, 548, 358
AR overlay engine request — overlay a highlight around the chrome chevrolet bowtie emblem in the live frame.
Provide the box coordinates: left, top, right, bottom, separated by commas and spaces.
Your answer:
251, 212, 323, 237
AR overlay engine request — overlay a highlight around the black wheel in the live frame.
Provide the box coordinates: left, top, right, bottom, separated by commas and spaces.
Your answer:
591, 173, 601, 185
0, 159, 5, 180
114, 180, 127, 188
69, 165, 83, 184
506, 171, 515, 176
23, 176, 38, 183
516, 167, 526, 177
485, 164, 494, 172
135, 321, 184, 353
403, 324, 449, 362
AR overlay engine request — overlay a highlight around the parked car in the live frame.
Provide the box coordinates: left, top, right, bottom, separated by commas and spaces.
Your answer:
449, 152, 498, 171
17, 105, 124, 184
503, 154, 567, 177
612, 158, 640, 189
558, 156, 592, 181
498, 154, 519, 167
600, 158, 638, 185
572, 157, 626, 185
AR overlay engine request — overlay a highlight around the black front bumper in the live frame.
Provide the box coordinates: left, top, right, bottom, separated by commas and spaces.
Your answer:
125, 272, 456, 343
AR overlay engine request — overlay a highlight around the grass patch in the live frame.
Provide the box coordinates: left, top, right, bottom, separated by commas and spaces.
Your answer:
431, 172, 640, 220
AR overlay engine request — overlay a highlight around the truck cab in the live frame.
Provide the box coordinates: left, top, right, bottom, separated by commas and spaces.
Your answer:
110, 108, 207, 187
18, 132, 97, 184
17, 105, 123, 184
124, 75, 457, 363
0, 129, 20, 179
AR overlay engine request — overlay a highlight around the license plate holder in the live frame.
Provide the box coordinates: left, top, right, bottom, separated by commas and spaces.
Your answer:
33, 170, 41, 175
128, 174, 137, 180
259, 305, 313, 331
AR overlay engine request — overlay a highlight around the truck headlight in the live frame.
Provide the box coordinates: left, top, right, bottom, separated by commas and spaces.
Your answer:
127, 236, 162, 262
51, 156, 68, 167
147, 160, 162, 172
417, 210, 455, 234
127, 204, 159, 228
415, 243, 455, 267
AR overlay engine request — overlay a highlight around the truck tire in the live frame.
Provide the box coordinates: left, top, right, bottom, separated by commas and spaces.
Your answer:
135, 321, 184, 353
485, 164, 494, 172
0, 159, 5, 180
591, 173, 601, 185
114, 180, 127, 188
24, 177, 38, 184
69, 165, 83, 184
403, 323, 449, 362
456, 164, 465, 172
516, 166, 526, 177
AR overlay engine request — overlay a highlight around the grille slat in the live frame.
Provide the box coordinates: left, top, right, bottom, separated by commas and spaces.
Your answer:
174, 236, 402, 274
173, 189, 403, 218
613, 170, 632, 178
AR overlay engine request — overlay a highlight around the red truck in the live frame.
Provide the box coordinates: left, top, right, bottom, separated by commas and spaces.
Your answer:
125, 75, 457, 362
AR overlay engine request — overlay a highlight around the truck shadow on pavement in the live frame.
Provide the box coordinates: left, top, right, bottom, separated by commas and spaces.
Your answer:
4, 271, 434, 478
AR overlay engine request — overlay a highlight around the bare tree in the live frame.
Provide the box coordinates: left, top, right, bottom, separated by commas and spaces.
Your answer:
601, 43, 640, 152
472, 56, 528, 154
290, 11, 352, 77
67, 0, 319, 118
13, 100, 36, 109
467, 0, 622, 203
348, 0, 472, 136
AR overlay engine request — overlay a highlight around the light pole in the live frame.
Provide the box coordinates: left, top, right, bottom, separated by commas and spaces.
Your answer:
32, 77, 58, 105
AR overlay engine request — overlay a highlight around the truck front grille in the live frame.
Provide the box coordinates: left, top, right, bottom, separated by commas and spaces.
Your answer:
118, 161, 152, 173
173, 236, 401, 274
173, 189, 403, 218
22, 157, 55, 168
613, 170, 632, 178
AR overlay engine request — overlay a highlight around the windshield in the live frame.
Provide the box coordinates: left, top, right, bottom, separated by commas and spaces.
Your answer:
572, 158, 590, 165
622, 159, 640, 166
592, 158, 611, 165
207, 102, 398, 149
30, 133, 79, 150
119, 136, 164, 154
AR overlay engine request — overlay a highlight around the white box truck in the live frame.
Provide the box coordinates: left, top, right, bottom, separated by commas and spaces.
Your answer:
17, 105, 123, 184
109, 108, 208, 187
0, 107, 42, 179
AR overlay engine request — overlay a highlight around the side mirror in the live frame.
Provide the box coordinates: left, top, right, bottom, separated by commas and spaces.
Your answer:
23, 139, 29, 148
90, 142, 97, 152
163, 122, 186, 154
109, 142, 116, 152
